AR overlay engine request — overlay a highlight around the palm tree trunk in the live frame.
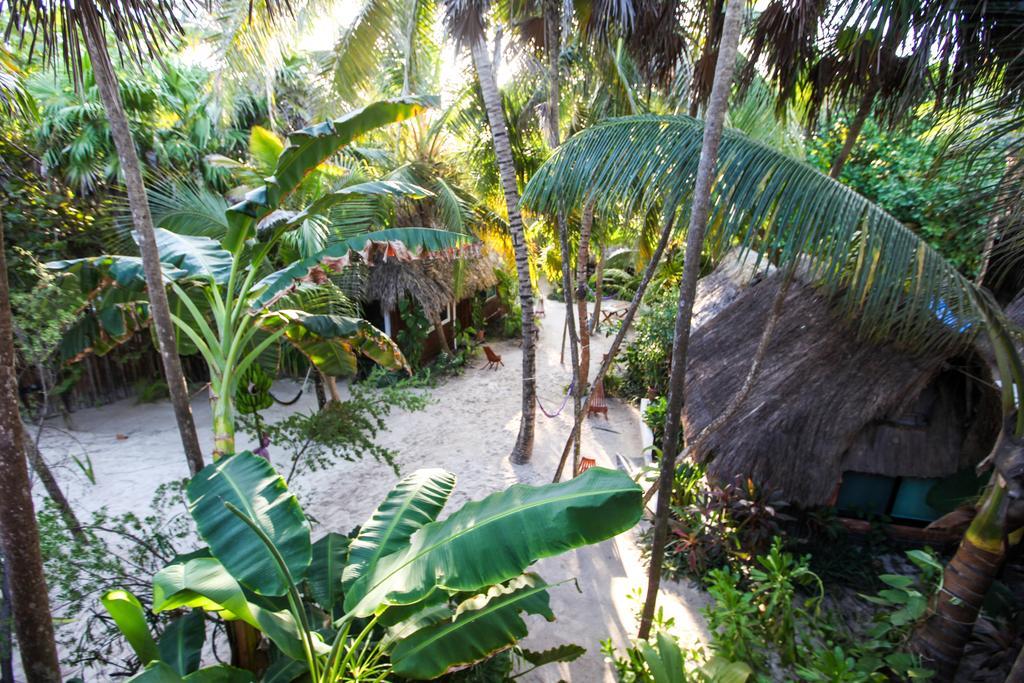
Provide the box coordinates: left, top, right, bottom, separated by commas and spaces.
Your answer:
80, 7, 205, 477
557, 212, 583, 474
470, 37, 538, 464
0, 553, 15, 683
638, 0, 746, 640
0, 215, 61, 682
911, 473, 1010, 680
829, 87, 876, 179
576, 201, 594, 391
590, 245, 606, 335
552, 212, 677, 482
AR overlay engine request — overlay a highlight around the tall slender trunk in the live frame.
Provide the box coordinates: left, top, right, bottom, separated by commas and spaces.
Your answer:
0, 215, 61, 682
557, 212, 583, 475
638, 0, 746, 640
590, 245, 606, 335
544, 0, 585, 471
576, 201, 595, 391
829, 87, 876, 179
470, 37, 537, 463
429, 309, 452, 357
911, 426, 1018, 682
552, 213, 677, 482
22, 427, 85, 542
0, 552, 14, 683
80, 7, 205, 477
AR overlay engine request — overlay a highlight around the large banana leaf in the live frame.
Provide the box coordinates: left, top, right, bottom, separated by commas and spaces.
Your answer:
390, 574, 554, 680
344, 467, 642, 616
342, 468, 457, 594
187, 453, 311, 597
101, 590, 160, 666
127, 662, 254, 682
250, 227, 478, 311
307, 532, 350, 612
47, 255, 187, 290
152, 555, 324, 661
225, 97, 436, 250
257, 310, 409, 376
158, 611, 205, 676
60, 300, 149, 363
255, 180, 434, 241
151, 229, 233, 284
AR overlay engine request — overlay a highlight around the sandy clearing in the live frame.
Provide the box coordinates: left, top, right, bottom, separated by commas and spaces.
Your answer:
35, 295, 708, 681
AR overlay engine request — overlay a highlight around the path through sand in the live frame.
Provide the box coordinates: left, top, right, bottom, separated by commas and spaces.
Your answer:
38, 296, 708, 681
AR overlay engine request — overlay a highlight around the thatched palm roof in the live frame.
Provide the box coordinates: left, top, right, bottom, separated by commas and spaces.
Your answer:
364, 250, 499, 313
683, 254, 1001, 506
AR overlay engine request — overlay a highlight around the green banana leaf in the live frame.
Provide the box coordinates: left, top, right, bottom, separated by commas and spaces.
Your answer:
342, 468, 457, 594
158, 610, 205, 675
307, 532, 350, 612
153, 555, 257, 624
127, 662, 254, 682
344, 467, 642, 616
257, 310, 409, 376
152, 229, 233, 284
390, 574, 555, 680
151, 555, 324, 661
380, 591, 453, 647
60, 300, 149, 363
187, 453, 311, 596
520, 644, 587, 667
47, 255, 188, 290
255, 180, 434, 241
261, 658, 308, 683
101, 589, 160, 666
250, 227, 478, 311
225, 97, 436, 250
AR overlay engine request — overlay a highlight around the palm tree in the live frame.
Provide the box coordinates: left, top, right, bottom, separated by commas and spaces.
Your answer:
523, 60, 1024, 680
442, 0, 540, 463
3, 0, 207, 474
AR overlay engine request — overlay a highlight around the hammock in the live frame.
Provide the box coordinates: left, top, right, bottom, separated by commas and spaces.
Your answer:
537, 380, 575, 419
270, 367, 312, 405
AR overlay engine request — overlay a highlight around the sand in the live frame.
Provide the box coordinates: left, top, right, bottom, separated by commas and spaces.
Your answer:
35, 296, 708, 681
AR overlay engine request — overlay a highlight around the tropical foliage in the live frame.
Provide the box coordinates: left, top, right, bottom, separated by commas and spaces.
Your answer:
104, 453, 642, 680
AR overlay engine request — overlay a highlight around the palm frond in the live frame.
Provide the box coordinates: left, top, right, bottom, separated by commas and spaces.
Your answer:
521, 115, 1008, 357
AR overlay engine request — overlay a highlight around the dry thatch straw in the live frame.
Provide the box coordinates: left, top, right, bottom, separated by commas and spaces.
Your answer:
364, 249, 499, 314
683, 255, 1002, 506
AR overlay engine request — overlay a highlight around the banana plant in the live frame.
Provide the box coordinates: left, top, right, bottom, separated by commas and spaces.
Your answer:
105, 452, 643, 681
48, 97, 477, 457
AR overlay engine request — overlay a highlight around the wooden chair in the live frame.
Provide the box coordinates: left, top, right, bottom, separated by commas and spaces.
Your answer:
483, 345, 504, 370
588, 379, 608, 419
576, 457, 597, 477
474, 328, 486, 345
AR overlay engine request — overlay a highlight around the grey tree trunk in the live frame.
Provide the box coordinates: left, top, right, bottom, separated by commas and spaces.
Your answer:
470, 37, 538, 463
552, 213, 677, 482
829, 87, 875, 179
544, 0, 584, 472
23, 426, 85, 543
1, 552, 14, 683
590, 244, 606, 335
576, 201, 595, 392
0, 215, 61, 682
638, 0, 746, 640
80, 8, 205, 476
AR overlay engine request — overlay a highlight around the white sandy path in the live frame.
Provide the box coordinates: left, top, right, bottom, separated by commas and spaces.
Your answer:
36, 297, 708, 681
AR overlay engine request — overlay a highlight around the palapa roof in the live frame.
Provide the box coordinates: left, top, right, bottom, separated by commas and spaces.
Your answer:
683, 252, 1001, 506
364, 249, 499, 313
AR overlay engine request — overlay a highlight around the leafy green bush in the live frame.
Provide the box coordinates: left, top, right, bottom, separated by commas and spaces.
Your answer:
613, 301, 677, 400
103, 455, 643, 681
239, 381, 429, 480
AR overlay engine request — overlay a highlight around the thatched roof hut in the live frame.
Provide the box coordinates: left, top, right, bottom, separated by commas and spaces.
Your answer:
683, 253, 1002, 507
363, 249, 499, 314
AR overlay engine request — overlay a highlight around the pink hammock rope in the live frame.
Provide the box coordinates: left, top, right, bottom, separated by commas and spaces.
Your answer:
536, 380, 575, 419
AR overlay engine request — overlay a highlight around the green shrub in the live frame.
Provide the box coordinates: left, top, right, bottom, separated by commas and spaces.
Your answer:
614, 300, 677, 400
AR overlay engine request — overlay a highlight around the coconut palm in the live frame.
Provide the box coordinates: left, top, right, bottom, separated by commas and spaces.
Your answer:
2, 0, 211, 476
523, 68, 1024, 679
